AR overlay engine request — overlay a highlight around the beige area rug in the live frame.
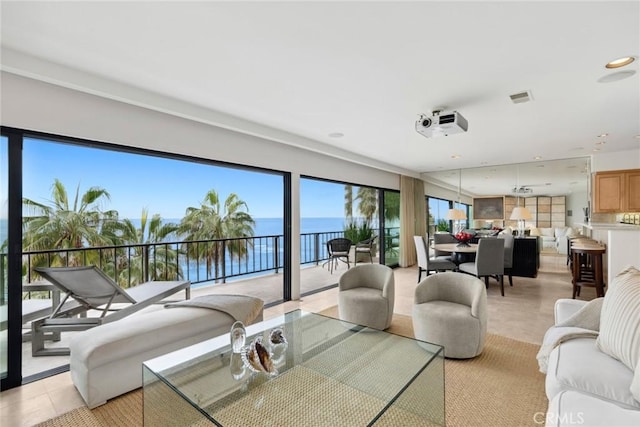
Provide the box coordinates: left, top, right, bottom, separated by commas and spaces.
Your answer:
37, 308, 547, 427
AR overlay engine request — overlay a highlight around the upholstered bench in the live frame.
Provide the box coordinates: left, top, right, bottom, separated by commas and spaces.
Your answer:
69, 294, 263, 408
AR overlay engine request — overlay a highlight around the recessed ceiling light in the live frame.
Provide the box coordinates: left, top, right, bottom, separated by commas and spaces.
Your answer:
606, 56, 635, 69
533, 156, 542, 160
328, 132, 344, 138
451, 154, 461, 159
597, 133, 608, 138
595, 141, 606, 145
593, 148, 601, 152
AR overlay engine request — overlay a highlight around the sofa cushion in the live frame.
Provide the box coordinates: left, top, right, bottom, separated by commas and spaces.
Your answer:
546, 337, 639, 409
546, 391, 640, 427
540, 227, 555, 237
597, 266, 640, 371
528, 227, 540, 237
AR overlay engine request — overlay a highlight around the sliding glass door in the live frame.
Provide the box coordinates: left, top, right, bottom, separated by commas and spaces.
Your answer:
0, 135, 7, 383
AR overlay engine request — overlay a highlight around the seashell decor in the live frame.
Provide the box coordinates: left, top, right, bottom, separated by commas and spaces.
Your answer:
241, 336, 277, 376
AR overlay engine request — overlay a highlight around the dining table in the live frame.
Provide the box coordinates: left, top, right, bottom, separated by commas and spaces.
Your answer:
433, 242, 478, 264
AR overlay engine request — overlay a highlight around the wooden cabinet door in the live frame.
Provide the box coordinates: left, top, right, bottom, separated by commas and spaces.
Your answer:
593, 172, 624, 212
626, 171, 640, 211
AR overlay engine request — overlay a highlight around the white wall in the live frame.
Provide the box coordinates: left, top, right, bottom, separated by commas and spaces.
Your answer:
607, 229, 640, 288
591, 149, 640, 172
1, 72, 400, 190
566, 190, 588, 228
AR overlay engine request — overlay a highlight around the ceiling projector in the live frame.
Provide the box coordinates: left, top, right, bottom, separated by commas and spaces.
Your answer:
415, 111, 468, 138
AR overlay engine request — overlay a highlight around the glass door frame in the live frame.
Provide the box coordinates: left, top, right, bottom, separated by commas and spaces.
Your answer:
1, 129, 23, 391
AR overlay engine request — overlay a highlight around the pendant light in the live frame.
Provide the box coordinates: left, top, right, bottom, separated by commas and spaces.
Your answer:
446, 169, 467, 232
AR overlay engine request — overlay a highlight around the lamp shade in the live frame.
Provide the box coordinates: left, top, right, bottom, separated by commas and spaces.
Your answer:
446, 208, 467, 220
510, 206, 532, 221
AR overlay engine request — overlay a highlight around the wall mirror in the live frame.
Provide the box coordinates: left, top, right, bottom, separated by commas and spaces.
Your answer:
423, 157, 591, 226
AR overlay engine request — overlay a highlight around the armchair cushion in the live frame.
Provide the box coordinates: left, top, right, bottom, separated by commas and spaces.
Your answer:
633, 359, 640, 402
596, 266, 640, 371
546, 338, 639, 409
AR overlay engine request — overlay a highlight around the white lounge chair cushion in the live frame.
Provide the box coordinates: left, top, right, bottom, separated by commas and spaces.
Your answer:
70, 295, 264, 408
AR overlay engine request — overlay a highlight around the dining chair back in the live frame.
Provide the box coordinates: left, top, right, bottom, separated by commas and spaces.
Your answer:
498, 233, 515, 287
326, 237, 352, 274
458, 238, 506, 296
354, 235, 377, 264
433, 233, 457, 259
414, 235, 456, 283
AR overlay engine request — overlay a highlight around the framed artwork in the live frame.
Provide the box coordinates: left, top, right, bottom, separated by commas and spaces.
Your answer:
473, 197, 504, 220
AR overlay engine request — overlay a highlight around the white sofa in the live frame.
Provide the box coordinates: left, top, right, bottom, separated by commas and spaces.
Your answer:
531, 227, 578, 254
540, 267, 640, 426
69, 294, 263, 408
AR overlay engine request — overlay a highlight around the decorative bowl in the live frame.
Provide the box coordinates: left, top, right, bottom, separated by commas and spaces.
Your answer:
453, 232, 474, 247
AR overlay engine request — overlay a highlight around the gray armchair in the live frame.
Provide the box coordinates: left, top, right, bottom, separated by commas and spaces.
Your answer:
412, 272, 487, 359
414, 235, 456, 283
458, 238, 506, 296
338, 264, 394, 330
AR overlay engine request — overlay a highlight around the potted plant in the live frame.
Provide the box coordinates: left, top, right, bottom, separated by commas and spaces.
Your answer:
436, 219, 450, 233
343, 221, 376, 262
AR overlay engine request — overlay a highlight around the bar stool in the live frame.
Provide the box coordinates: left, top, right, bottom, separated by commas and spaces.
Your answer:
570, 242, 606, 298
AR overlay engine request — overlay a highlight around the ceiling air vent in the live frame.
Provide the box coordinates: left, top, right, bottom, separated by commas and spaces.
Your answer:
509, 90, 533, 104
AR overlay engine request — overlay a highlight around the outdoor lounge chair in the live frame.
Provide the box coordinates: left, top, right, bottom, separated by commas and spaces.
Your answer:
31, 266, 190, 356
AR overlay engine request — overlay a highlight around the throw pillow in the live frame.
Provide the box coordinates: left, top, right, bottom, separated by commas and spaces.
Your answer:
528, 227, 540, 237
596, 265, 640, 371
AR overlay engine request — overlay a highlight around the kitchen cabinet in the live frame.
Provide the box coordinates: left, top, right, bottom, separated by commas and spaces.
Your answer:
593, 169, 640, 213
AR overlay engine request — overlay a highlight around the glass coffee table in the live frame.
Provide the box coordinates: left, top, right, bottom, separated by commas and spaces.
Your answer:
143, 310, 444, 426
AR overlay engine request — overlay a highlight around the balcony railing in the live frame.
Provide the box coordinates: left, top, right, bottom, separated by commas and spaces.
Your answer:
1, 227, 400, 303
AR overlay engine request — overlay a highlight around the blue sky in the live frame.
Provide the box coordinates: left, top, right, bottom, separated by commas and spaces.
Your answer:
21, 137, 348, 219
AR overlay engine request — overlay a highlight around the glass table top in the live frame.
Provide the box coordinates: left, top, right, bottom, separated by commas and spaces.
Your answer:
143, 310, 444, 426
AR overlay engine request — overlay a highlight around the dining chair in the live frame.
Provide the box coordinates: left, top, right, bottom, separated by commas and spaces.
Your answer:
498, 233, 515, 287
433, 233, 457, 261
458, 238, 506, 296
325, 237, 352, 274
414, 236, 456, 283
354, 235, 377, 264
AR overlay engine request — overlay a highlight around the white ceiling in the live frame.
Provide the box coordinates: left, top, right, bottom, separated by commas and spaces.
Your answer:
1, 1, 639, 195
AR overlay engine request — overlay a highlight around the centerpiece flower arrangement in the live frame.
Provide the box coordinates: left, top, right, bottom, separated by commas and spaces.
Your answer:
453, 231, 474, 247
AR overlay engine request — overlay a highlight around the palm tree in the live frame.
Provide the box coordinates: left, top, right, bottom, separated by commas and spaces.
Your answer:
178, 190, 255, 282
111, 208, 181, 286
22, 179, 118, 269
356, 187, 378, 225
344, 185, 353, 220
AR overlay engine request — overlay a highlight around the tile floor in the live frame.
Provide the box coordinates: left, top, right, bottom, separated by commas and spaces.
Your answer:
1, 255, 593, 427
